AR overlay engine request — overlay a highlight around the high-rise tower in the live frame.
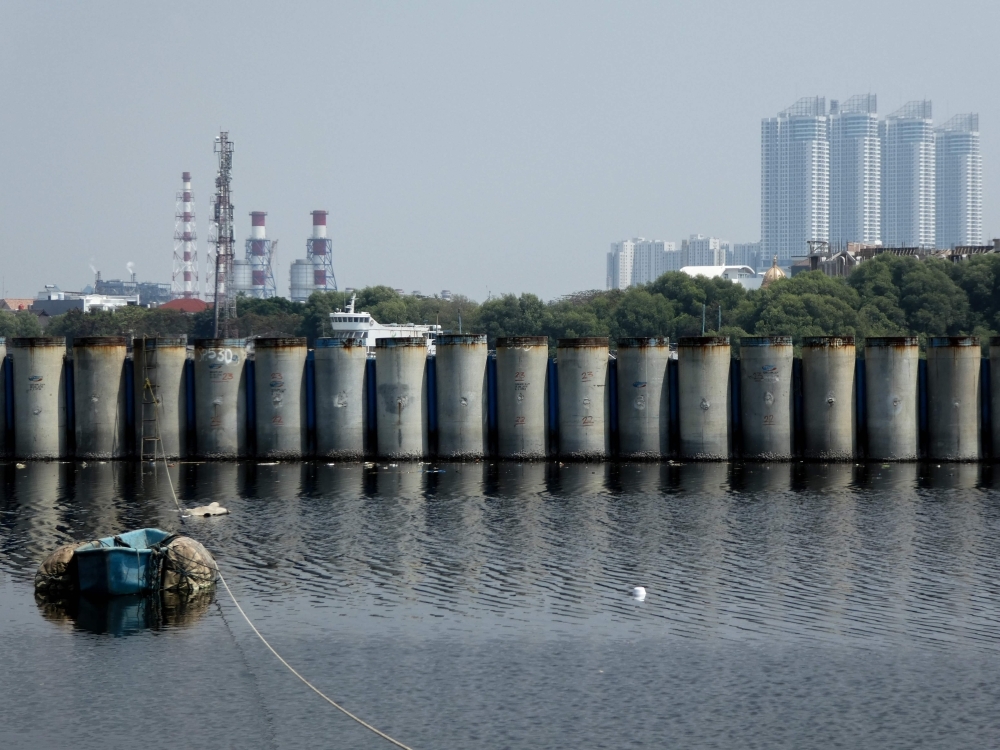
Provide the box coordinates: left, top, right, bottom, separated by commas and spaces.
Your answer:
880, 101, 935, 248
171, 172, 199, 298
761, 97, 830, 266
935, 113, 982, 248
209, 131, 236, 337
829, 94, 880, 246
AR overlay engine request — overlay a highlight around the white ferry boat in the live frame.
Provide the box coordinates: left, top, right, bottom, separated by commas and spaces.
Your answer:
328, 294, 442, 353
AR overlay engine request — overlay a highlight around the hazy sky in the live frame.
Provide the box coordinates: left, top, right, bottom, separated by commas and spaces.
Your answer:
2, 1, 998, 301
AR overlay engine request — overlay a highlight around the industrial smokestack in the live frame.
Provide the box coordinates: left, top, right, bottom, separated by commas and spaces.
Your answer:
311, 210, 328, 239
172, 171, 199, 298
246, 211, 276, 298
251, 211, 266, 241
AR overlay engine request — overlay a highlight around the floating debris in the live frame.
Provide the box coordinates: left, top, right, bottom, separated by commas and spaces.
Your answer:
631, 586, 647, 601
184, 501, 229, 518
16, 463, 26, 469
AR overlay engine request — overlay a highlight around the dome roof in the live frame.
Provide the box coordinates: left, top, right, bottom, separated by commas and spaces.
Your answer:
761, 256, 786, 289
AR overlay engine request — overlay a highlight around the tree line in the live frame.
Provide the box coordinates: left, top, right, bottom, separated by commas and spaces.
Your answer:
10, 253, 1000, 351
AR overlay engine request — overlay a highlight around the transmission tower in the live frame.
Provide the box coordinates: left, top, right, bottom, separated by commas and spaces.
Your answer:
210, 131, 236, 337
171, 172, 198, 298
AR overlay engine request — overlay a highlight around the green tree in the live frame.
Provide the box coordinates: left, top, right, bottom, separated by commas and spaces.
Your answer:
0, 310, 43, 339
610, 288, 674, 339
476, 293, 549, 343
896, 259, 969, 335
946, 253, 1000, 333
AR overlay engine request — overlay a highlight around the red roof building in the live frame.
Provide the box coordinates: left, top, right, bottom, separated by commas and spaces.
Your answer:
160, 298, 210, 313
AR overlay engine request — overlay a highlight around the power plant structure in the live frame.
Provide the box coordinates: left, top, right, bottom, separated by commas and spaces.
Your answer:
160, 144, 337, 306
235, 211, 278, 298
171, 172, 199, 298
290, 210, 338, 302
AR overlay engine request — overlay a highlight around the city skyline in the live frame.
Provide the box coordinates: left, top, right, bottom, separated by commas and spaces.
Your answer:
759, 95, 982, 263
3, 3, 999, 301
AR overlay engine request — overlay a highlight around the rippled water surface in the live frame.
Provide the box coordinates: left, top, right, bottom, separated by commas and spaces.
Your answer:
3, 461, 1000, 749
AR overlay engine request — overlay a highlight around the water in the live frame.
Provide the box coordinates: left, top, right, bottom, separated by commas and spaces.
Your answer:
3, 461, 1000, 749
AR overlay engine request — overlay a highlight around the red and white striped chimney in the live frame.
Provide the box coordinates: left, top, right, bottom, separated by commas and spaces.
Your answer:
171, 171, 199, 297
182, 172, 194, 245
251, 211, 267, 240
311, 210, 328, 239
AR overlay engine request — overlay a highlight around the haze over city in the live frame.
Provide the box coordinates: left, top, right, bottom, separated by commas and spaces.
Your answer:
2, 0, 998, 300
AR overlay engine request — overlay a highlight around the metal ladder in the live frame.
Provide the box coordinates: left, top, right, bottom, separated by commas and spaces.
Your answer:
139, 337, 162, 462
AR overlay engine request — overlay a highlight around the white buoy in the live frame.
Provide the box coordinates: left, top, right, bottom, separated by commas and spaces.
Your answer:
631, 586, 646, 601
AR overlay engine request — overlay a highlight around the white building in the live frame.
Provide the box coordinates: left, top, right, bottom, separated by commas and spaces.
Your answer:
607, 241, 634, 290
935, 113, 982, 248
32, 286, 138, 316
680, 265, 760, 290
681, 234, 726, 267
880, 100, 935, 248
830, 94, 881, 246
761, 97, 830, 267
607, 238, 677, 289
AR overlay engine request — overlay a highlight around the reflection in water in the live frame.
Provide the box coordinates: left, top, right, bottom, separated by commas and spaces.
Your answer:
4, 459, 1000, 749
35, 589, 214, 636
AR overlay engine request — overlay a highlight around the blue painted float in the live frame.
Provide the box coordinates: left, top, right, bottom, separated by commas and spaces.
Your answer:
73, 528, 173, 596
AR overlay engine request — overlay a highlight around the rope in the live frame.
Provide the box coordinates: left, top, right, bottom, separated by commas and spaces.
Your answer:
215, 571, 417, 750
147, 399, 417, 750
156, 431, 184, 522
143, 359, 185, 524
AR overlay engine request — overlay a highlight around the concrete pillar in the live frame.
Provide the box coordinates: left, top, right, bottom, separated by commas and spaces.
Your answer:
927, 336, 980, 461
315, 338, 368, 459
992, 337, 1000, 459
0, 338, 6, 456
678, 336, 731, 459
557, 337, 609, 460
864, 337, 919, 460
616, 337, 670, 459
73, 336, 128, 459
375, 337, 428, 459
801, 336, 856, 460
11, 337, 67, 459
435, 334, 488, 459
194, 339, 248, 459
253, 338, 308, 459
133, 336, 189, 459
740, 336, 793, 460
496, 336, 549, 459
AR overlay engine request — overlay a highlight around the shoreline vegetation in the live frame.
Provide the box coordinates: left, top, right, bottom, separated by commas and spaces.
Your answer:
5, 254, 999, 352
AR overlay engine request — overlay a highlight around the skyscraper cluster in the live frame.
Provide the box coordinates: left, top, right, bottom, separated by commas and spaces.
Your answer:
761, 96, 982, 265
607, 234, 754, 289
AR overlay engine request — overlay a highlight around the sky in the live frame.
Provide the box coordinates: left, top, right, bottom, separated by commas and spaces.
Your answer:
1, 1, 998, 302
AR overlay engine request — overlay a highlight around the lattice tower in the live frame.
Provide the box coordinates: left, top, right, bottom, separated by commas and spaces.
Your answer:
210, 131, 236, 337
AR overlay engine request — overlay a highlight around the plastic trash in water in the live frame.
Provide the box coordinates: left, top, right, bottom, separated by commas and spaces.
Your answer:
631, 586, 646, 601
183, 501, 230, 518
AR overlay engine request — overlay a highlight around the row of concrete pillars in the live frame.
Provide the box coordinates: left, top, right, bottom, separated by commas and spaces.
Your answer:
1, 334, 998, 462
